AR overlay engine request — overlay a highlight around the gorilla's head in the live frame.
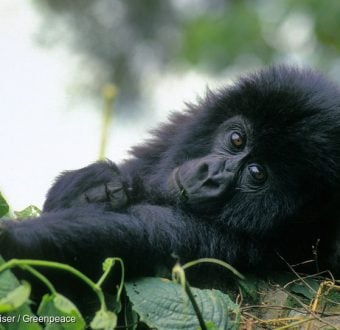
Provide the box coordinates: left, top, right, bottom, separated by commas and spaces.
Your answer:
146, 66, 340, 236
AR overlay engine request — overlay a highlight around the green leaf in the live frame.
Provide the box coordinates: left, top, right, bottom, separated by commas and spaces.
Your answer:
205, 321, 219, 329
90, 310, 117, 330
125, 277, 240, 330
37, 294, 85, 330
0, 259, 20, 299
237, 275, 267, 303
14, 205, 41, 219
289, 279, 320, 300
0, 281, 31, 312
0, 257, 42, 329
1, 305, 42, 330
0, 193, 9, 218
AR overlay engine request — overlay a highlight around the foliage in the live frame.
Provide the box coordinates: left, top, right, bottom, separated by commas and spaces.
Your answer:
126, 278, 240, 330
0, 193, 242, 329
181, 2, 273, 71
0, 258, 242, 330
0, 258, 41, 330
0, 193, 339, 329
0, 193, 9, 218
33, 0, 340, 117
14, 206, 41, 219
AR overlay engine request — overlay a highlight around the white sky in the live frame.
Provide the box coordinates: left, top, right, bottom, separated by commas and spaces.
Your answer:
0, 1, 101, 210
0, 1, 217, 211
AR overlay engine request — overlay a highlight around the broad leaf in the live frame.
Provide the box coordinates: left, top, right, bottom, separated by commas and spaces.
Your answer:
0, 282, 31, 312
90, 310, 117, 330
0, 257, 41, 329
125, 277, 240, 330
37, 294, 85, 330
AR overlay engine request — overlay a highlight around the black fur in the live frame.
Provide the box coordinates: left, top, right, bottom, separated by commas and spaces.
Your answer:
2, 65, 340, 289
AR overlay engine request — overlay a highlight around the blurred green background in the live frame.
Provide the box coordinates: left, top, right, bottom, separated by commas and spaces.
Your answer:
34, 0, 340, 116
1, 0, 340, 209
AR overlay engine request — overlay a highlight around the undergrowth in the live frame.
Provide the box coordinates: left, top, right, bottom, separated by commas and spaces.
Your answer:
0, 193, 339, 329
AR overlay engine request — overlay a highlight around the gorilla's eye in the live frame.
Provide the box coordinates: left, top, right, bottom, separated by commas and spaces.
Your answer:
248, 164, 267, 182
230, 132, 245, 148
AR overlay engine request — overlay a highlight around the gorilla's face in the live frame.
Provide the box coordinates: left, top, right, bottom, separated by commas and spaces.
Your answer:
168, 114, 301, 232
167, 115, 316, 235
166, 66, 340, 235
169, 115, 267, 205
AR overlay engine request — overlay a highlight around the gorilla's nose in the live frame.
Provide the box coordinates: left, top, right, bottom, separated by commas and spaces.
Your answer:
178, 156, 234, 201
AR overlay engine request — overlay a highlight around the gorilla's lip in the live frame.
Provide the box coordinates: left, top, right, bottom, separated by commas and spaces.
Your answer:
173, 167, 187, 198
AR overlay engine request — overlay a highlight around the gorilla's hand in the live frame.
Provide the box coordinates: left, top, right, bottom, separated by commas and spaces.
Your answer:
76, 173, 128, 208
43, 160, 129, 212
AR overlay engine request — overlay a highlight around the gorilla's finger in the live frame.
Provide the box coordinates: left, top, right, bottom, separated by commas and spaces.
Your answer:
106, 182, 128, 209
83, 185, 108, 203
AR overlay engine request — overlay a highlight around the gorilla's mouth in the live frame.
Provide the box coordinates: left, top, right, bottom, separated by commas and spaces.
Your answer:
171, 167, 188, 201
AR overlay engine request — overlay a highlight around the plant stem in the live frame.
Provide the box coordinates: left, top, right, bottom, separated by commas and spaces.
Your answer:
172, 264, 207, 330
98, 84, 118, 160
96, 258, 125, 303
184, 281, 207, 330
21, 264, 56, 294
0, 259, 107, 310
182, 257, 244, 279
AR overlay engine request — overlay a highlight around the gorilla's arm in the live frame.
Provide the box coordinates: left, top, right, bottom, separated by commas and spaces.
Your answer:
0, 204, 263, 279
0, 205, 234, 279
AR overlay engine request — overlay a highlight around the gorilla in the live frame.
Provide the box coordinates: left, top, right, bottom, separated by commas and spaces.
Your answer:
1, 65, 340, 286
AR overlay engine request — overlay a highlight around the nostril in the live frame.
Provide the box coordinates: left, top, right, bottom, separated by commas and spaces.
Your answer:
197, 163, 209, 180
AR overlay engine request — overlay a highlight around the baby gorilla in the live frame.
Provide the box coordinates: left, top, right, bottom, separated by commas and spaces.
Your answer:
1, 65, 340, 286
